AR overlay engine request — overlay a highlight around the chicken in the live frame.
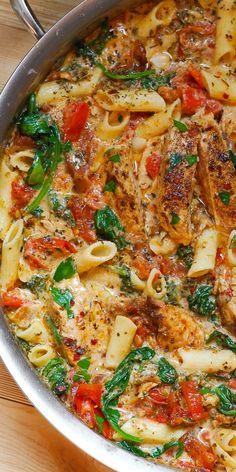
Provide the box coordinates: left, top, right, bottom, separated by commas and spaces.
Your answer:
157, 125, 199, 245
198, 122, 236, 234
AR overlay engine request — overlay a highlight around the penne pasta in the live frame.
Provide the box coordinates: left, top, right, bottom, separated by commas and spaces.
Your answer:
75, 241, 117, 274
145, 268, 167, 299
202, 70, 236, 104
9, 150, 34, 172
118, 417, 186, 444
0, 157, 17, 239
137, 0, 176, 38
95, 89, 166, 113
188, 227, 218, 278
16, 319, 49, 344
178, 348, 236, 372
214, 0, 236, 64
135, 99, 181, 139
96, 111, 130, 141
28, 344, 55, 367
0, 219, 23, 290
105, 315, 137, 368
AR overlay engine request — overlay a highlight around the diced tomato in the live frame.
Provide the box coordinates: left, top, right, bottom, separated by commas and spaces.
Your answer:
181, 380, 208, 421
146, 153, 161, 179
205, 98, 223, 115
24, 236, 77, 269
179, 22, 215, 51
68, 196, 97, 243
155, 412, 169, 423
63, 101, 90, 142
102, 419, 113, 439
148, 387, 169, 405
75, 383, 102, 407
2, 291, 25, 309
183, 433, 216, 470
11, 180, 35, 210
182, 86, 207, 115
167, 391, 188, 427
75, 397, 97, 428
216, 248, 225, 265
188, 65, 204, 89
13, 135, 35, 148
131, 254, 157, 280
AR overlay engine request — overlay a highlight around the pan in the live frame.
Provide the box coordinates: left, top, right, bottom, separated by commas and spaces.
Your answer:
0, 1, 167, 471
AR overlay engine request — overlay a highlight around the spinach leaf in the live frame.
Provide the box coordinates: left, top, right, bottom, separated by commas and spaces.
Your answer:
119, 441, 148, 458
48, 190, 75, 226
109, 265, 133, 293
20, 113, 50, 136
74, 357, 91, 383
95, 415, 105, 433
207, 330, 236, 353
165, 279, 179, 306
188, 285, 216, 316
102, 347, 155, 442
45, 316, 62, 346
25, 275, 47, 295
104, 180, 117, 193
76, 18, 113, 63
53, 257, 76, 282
95, 206, 129, 249
43, 357, 68, 395
27, 93, 38, 114
50, 287, 74, 319
177, 245, 194, 270
215, 384, 236, 416
173, 120, 188, 132
97, 62, 155, 80
141, 72, 175, 90
26, 151, 45, 186
157, 357, 178, 384
151, 440, 184, 459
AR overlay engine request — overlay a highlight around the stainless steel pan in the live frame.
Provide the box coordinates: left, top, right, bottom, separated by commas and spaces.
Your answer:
0, 2, 168, 471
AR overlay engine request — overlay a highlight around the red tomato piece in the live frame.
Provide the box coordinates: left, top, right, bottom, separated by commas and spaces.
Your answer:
75, 383, 102, 407
188, 65, 204, 89
63, 101, 90, 142
183, 433, 216, 470
228, 378, 236, 390
146, 153, 161, 179
24, 237, 77, 269
11, 180, 35, 209
182, 86, 207, 115
148, 387, 169, 405
167, 391, 187, 427
75, 397, 97, 428
2, 291, 25, 309
181, 380, 208, 421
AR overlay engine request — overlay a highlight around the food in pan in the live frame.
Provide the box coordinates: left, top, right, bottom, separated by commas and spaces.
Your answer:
1, 0, 236, 469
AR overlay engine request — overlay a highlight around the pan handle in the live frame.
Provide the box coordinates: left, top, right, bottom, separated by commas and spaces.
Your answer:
10, 0, 45, 40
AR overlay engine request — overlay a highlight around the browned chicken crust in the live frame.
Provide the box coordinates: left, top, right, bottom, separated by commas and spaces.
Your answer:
198, 124, 236, 234
157, 126, 199, 245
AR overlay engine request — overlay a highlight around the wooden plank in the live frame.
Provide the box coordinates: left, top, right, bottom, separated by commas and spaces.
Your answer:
0, 359, 31, 406
0, 397, 112, 472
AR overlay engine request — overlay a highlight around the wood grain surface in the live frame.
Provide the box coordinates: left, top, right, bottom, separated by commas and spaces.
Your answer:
0, 2, 112, 471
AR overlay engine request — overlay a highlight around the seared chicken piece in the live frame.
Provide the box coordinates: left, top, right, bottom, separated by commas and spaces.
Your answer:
198, 123, 236, 233
104, 146, 145, 239
157, 126, 199, 245
154, 303, 204, 351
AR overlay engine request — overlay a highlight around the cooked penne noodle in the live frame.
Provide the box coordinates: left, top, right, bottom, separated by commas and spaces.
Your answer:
145, 268, 167, 299
0, 157, 17, 239
202, 70, 236, 104
28, 344, 55, 367
16, 319, 49, 344
135, 99, 181, 139
211, 430, 236, 469
9, 150, 34, 172
37, 67, 102, 105
137, 0, 176, 38
0, 219, 23, 289
178, 348, 236, 372
105, 315, 137, 368
95, 89, 166, 112
214, 0, 236, 64
96, 111, 130, 141
75, 241, 117, 274
117, 417, 186, 443
188, 227, 218, 277
150, 232, 177, 256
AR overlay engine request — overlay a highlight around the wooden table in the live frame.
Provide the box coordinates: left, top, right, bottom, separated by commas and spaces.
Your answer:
0, 2, 111, 471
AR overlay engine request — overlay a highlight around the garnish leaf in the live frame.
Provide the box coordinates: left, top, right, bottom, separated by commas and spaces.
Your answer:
50, 287, 74, 319
218, 191, 230, 206
53, 257, 76, 282
104, 180, 117, 193
95, 206, 129, 249
45, 316, 62, 346
109, 265, 133, 293
215, 384, 236, 416
171, 213, 180, 225
177, 244, 194, 270
173, 120, 188, 132
168, 153, 182, 172
207, 330, 236, 353
188, 285, 216, 316
109, 154, 121, 163
157, 357, 178, 384
43, 357, 68, 395
186, 154, 198, 166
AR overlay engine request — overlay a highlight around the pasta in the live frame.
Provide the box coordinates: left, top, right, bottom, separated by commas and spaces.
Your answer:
105, 315, 137, 368
0, 219, 23, 289
95, 89, 166, 112
178, 349, 236, 372
214, 0, 236, 64
119, 417, 186, 443
0, 158, 17, 239
2, 1, 236, 470
75, 241, 117, 273
188, 227, 218, 278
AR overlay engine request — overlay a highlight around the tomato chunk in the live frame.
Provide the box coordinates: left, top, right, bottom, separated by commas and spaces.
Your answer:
63, 101, 90, 142
183, 433, 216, 470
181, 380, 208, 421
75, 383, 102, 407
2, 291, 25, 309
24, 236, 77, 269
11, 180, 35, 210
148, 387, 169, 405
146, 153, 161, 179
